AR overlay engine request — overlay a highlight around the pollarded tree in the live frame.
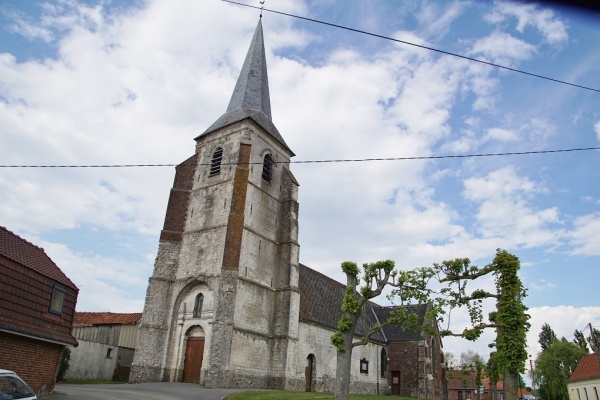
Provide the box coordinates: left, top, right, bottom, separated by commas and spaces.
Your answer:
539, 323, 558, 351
433, 249, 530, 400
330, 260, 432, 400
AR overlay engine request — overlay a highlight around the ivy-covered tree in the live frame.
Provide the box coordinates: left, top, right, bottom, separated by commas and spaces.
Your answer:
433, 249, 530, 400
539, 323, 557, 351
573, 329, 589, 353
535, 338, 587, 400
330, 260, 431, 400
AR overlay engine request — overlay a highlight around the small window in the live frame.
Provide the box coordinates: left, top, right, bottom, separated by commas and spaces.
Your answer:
210, 147, 223, 176
193, 293, 204, 318
106, 348, 113, 358
381, 348, 387, 378
585, 388, 589, 400
49, 284, 66, 315
360, 358, 369, 374
466, 391, 471, 400
578, 389, 581, 400
458, 391, 463, 400
593, 387, 598, 400
262, 154, 274, 181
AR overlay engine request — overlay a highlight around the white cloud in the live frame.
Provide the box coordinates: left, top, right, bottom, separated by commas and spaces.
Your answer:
595, 120, 600, 142
463, 166, 562, 247
469, 31, 536, 66
569, 213, 600, 256
486, 127, 518, 142
486, 0, 568, 45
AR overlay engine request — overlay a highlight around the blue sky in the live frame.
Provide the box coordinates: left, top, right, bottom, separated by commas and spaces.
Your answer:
1, 0, 599, 368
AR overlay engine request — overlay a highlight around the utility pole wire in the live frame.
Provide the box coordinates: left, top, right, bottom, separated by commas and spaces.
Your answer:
221, 0, 600, 93
1, 146, 598, 168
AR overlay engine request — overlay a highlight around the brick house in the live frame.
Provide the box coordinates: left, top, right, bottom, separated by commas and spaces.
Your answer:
447, 369, 478, 400
66, 312, 142, 381
567, 352, 600, 400
0, 226, 78, 395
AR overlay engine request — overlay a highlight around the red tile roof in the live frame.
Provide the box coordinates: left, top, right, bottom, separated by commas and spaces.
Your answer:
74, 312, 142, 326
0, 226, 77, 290
568, 353, 600, 383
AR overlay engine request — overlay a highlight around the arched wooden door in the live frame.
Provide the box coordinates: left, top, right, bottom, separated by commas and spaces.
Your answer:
305, 354, 315, 392
182, 336, 205, 383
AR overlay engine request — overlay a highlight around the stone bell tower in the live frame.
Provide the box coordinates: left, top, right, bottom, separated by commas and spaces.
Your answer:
130, 18, 300, 388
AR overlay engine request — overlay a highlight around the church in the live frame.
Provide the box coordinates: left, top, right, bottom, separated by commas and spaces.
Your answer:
129, 18, 444, 397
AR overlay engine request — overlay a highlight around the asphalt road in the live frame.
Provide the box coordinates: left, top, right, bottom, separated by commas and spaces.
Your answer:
40, 382, 250, 400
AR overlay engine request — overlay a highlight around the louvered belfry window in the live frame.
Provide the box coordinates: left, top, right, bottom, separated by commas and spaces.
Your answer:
262, 153, 274, 181
210, 147, 223, 176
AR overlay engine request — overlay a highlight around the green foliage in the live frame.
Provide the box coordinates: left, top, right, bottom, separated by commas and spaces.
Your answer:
535, 338, 587, 400
57, 346, 71, 382
341, 286, 360, 314
330, 332, 345, 352
539, 323, 557, 351
588, 328, 600, 353
341, 261, 359, 277
338, 316, 352, 332
573, 329, 589, 352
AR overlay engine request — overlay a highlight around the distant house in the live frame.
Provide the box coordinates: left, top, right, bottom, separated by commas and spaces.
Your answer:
447, 369, 478, 400
567, 352, 600, 400
66, 312, 142, 381
482, 379, 533, 400
0, 226, 78, 395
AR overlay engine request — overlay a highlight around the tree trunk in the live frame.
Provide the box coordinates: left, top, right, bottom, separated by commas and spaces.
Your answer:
489, 379, 497, 400
503, 369, 519, 400
334, 329, 355, 400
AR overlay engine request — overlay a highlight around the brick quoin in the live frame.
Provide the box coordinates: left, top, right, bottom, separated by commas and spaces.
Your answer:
0, 331, 63, 396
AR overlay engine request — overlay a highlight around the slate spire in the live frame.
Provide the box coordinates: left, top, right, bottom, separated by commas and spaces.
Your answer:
197, 19, 293, 155
226, 18, 272, 119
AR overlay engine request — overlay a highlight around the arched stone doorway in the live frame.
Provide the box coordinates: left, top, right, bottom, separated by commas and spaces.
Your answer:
305, 354, 316, 392
182, 326, 205, 383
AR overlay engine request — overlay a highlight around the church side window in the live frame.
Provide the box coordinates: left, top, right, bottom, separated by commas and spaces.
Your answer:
210, 147, 223, 176
262, 153, 274, 181
381, 348, 387, 378
193, 293, 204, 318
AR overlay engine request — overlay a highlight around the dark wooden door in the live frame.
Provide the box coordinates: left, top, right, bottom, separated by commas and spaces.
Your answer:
391, 371, 401, 395
182, 337, 204, 383
305, 356, 313, 392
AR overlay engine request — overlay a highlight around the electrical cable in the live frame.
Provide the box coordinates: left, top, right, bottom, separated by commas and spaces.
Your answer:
1, 146, 598, 168
221, 0, 600, 93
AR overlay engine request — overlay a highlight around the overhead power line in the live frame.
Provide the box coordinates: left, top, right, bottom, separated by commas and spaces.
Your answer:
1, 146, 598, 168
222, 0, 600, 93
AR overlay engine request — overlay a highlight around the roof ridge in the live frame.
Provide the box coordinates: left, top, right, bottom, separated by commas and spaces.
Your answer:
1, 226, 45, 252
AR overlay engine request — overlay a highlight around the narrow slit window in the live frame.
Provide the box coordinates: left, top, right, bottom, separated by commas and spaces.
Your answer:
262, 154, 274, 181
210, 147, 223, 176
193, 293, 204, 318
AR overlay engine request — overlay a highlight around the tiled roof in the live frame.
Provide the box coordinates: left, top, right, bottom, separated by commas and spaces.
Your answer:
0, 226, 77, 290
568, 353, 600, 382
298, 263, 428, 344
74, 312, 142, 327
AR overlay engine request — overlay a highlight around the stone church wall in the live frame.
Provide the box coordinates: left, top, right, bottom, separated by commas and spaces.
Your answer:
294, 321, 384, 394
